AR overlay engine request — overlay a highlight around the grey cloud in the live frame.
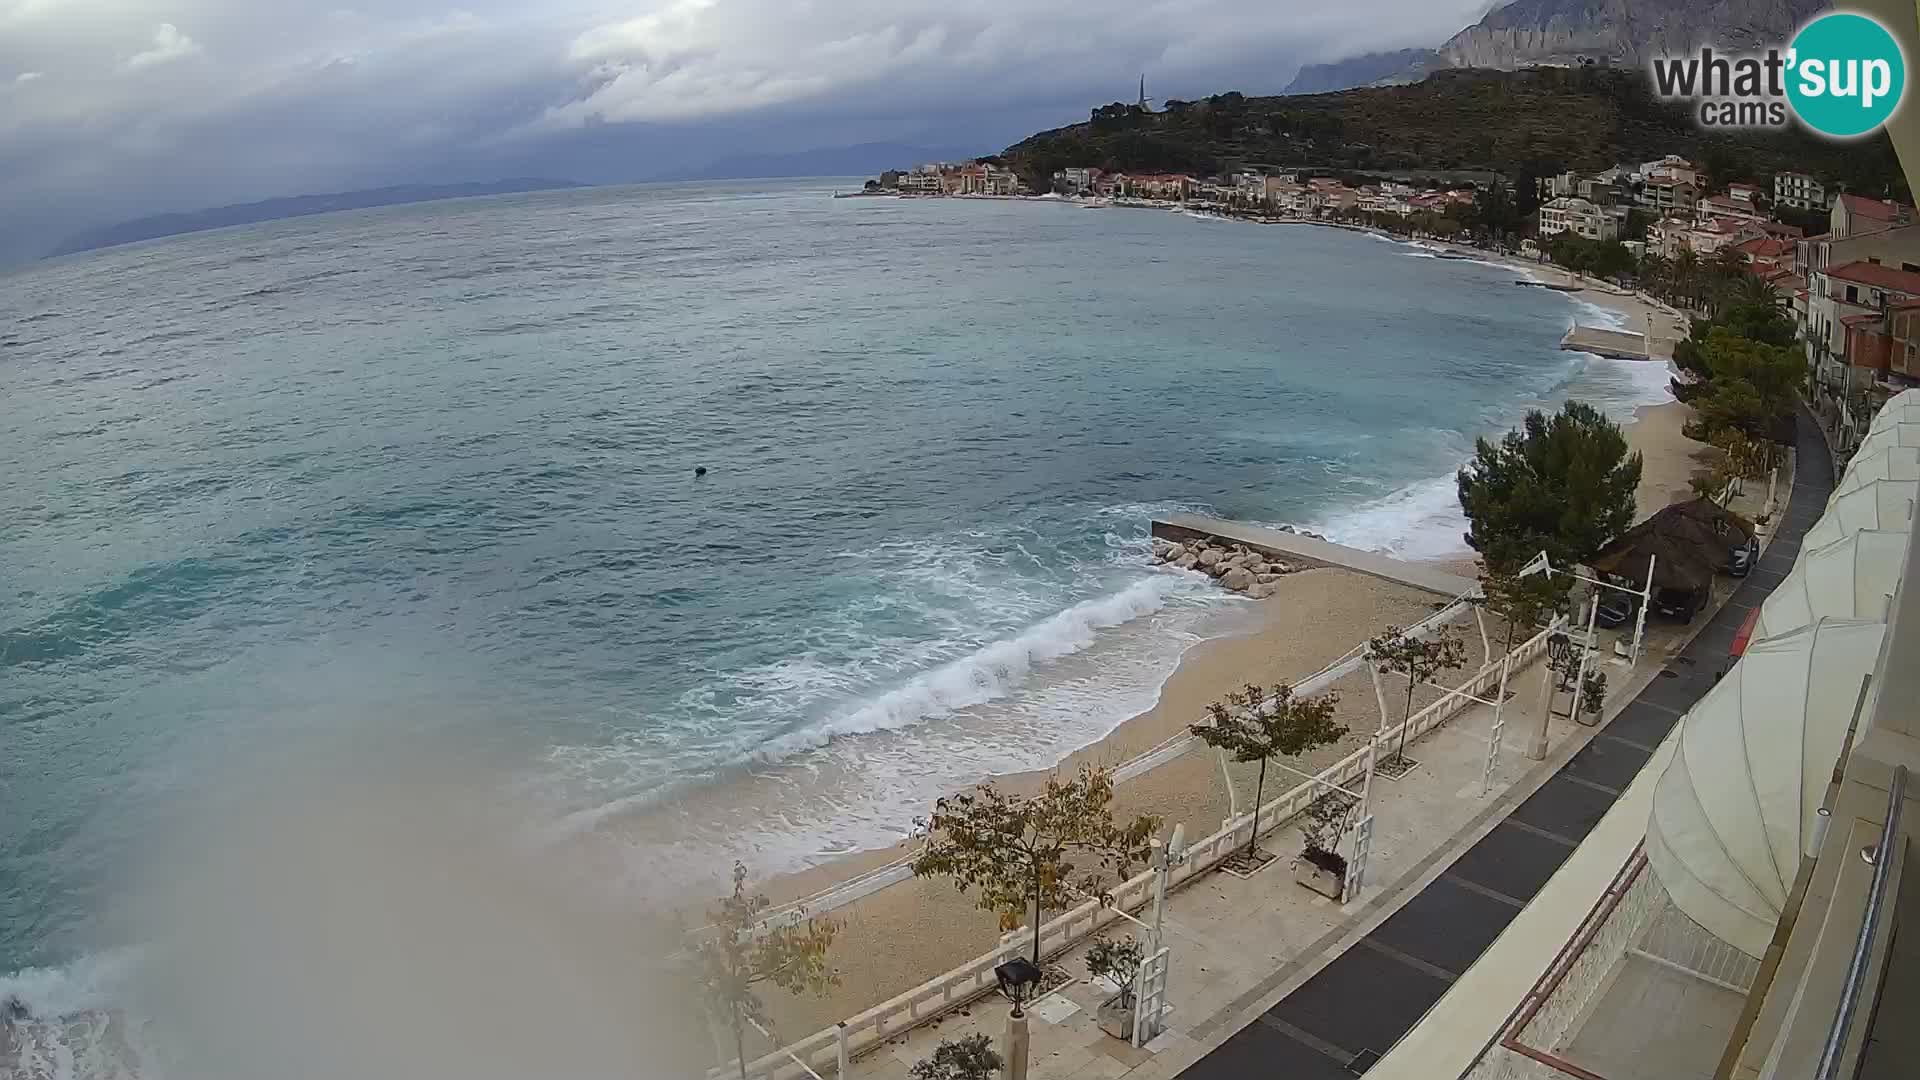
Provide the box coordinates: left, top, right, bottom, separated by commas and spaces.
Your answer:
124, 22, 199, 70
0, 0, 1492, 262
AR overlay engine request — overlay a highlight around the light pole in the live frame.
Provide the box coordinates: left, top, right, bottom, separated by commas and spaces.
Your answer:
994, 958, 1042, 1080
1518, 550, 1656, 666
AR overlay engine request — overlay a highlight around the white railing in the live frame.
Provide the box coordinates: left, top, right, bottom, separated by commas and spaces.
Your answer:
717, 623, 1556, 1080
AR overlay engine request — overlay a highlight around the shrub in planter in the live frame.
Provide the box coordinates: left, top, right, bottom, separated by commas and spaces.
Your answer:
1295, 791, 1357, 898
1086, 935, 1146, 1039
910, 1034, 1003, 1080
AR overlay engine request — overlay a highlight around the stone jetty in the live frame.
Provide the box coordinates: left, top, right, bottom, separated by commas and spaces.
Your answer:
1150, 537, 1301, 599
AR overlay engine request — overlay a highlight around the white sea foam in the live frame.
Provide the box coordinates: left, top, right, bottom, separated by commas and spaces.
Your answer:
753, 574, 1196, 759
1571, 295, 1634, 332
0, 951, 152, 1080
0, 951, 136, 1017
1305, 474, 1473, 562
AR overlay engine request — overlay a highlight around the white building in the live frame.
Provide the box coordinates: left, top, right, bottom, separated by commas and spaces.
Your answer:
1539, 196, 1618, 241
1775, 171, 1828, 211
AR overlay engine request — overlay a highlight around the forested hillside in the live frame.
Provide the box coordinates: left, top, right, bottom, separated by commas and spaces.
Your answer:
1004, 68, 1906, 198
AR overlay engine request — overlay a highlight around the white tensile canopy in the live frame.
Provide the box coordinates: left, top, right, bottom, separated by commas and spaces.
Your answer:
1871, 403, 1920, 432
1853, 423, 1920, 462
1753, 530, 1909, 640
1803, 478, 1916, 549
1873, 387, 1920, 416
1646, 619, 1889, 958
1835, 446, 1920, 498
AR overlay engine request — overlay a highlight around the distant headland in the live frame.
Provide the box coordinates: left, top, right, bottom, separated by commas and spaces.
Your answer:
48, 178, 588, 258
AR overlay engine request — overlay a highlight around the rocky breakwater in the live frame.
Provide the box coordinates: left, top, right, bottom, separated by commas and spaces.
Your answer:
1151, 538, 1299, 599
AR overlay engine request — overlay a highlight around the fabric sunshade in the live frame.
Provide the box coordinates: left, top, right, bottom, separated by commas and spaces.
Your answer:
1646, 618, 1889, 958
1835, 446, 1920, 499
1752, 530, 1908, 640
1852, 423, 1920, 462
1802, 479, 1916, 549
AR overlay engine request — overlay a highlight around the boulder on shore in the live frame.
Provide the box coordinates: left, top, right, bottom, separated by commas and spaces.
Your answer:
1248, 582, 1275, 600
1174, 554, 1199, 570
1222, 567, 1255, 591
1197, 548, 1223, 568
1245, 561, 1268, 575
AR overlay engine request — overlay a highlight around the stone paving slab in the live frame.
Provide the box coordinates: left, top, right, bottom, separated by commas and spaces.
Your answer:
1565, 736, 1655, 793
1366, 876, 1521, 976
1263, 941, 1452, 1060
1448, 822, 1574, 903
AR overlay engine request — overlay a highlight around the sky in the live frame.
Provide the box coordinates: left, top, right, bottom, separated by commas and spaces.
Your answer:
0, 0, 1502, 260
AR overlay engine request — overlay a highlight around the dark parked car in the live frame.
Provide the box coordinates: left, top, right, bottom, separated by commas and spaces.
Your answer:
1654, 586, 1706, 622
1727, 534, 1761, 577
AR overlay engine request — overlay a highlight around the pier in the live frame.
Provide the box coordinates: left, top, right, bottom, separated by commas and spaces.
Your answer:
1151, 513, 1478, 597
1561, 323, 1673, 362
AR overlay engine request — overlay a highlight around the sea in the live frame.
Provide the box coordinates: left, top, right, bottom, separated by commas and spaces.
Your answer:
0, 179, 1671, 1044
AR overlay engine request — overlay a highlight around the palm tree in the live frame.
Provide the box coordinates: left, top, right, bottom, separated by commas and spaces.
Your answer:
1639, 253, 1673, 302
1726, 271, 1785, 312
1673, 249, 1701, 312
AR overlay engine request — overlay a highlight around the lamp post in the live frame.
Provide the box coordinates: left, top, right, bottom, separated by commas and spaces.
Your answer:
993, 957, 1042, 1080
1518, 550, 1655, 665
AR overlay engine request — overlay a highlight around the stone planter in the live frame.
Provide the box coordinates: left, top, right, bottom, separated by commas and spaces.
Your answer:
1096, 993, 1135, 1040
1294, 848, 1347, 900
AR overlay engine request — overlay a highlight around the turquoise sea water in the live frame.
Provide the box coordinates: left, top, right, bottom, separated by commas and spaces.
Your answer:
0, 180, 1668, 996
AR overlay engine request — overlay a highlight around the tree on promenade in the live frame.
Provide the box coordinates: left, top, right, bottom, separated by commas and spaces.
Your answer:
912, 766, 1160, 967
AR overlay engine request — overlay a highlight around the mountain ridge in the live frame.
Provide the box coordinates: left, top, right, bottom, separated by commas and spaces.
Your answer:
1285, 0, 1828, 95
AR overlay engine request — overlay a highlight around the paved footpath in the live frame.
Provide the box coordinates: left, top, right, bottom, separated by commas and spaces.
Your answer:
1171, 405, 1835, 1079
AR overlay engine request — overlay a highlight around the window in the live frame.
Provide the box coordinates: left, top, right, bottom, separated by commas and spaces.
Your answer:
1848, 286, 1860, 303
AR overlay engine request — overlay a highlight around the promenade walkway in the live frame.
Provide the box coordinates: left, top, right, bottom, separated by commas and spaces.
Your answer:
1151, 515, 1477, 598
1167, 404, 1833, 1079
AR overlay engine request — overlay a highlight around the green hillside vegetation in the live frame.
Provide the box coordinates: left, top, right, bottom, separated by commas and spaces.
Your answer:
1003, 67, 1907, 200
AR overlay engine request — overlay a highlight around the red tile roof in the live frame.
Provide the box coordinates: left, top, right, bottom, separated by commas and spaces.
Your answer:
1839, 193, 1904, 221
1828, 260, 1920, 292
1735, 236, 1793, 258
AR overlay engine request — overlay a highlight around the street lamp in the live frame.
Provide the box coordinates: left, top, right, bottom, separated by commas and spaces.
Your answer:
994, 957, 1043, 1080
993, 957, 1043, 1018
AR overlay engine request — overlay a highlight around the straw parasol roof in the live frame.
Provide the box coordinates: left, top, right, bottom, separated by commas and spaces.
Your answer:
1591, 519, 1718, 591
1668, 496, 1755, 541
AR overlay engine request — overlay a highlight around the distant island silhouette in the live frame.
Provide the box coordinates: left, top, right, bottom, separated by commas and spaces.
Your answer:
50, 178, 588, 257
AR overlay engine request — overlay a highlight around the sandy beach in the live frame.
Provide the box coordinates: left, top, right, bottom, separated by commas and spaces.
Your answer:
704, 235, 1715, 1054
751, 566, 1491, 1040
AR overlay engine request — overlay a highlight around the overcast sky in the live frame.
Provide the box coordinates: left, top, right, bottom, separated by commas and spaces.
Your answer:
0, 0, 1499, 259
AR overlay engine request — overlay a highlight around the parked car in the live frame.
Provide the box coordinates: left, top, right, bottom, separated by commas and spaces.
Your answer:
1654, 586, 1706, 623
1727, 534, 1760, 577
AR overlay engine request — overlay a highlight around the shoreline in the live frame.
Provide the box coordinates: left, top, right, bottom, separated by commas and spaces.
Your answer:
743, 391, 1706, 1039
746, 219, 1700, 901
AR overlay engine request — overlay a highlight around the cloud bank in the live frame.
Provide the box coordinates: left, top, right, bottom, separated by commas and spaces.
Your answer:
0, 0, 1495, 260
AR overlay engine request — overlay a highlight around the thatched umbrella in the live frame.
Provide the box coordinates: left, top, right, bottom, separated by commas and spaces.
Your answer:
1591, 521, 1717, 592
1668, 496, 1755, 541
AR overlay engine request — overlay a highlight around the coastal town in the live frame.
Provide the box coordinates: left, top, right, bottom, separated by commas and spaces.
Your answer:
863, 153, 1920, 450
